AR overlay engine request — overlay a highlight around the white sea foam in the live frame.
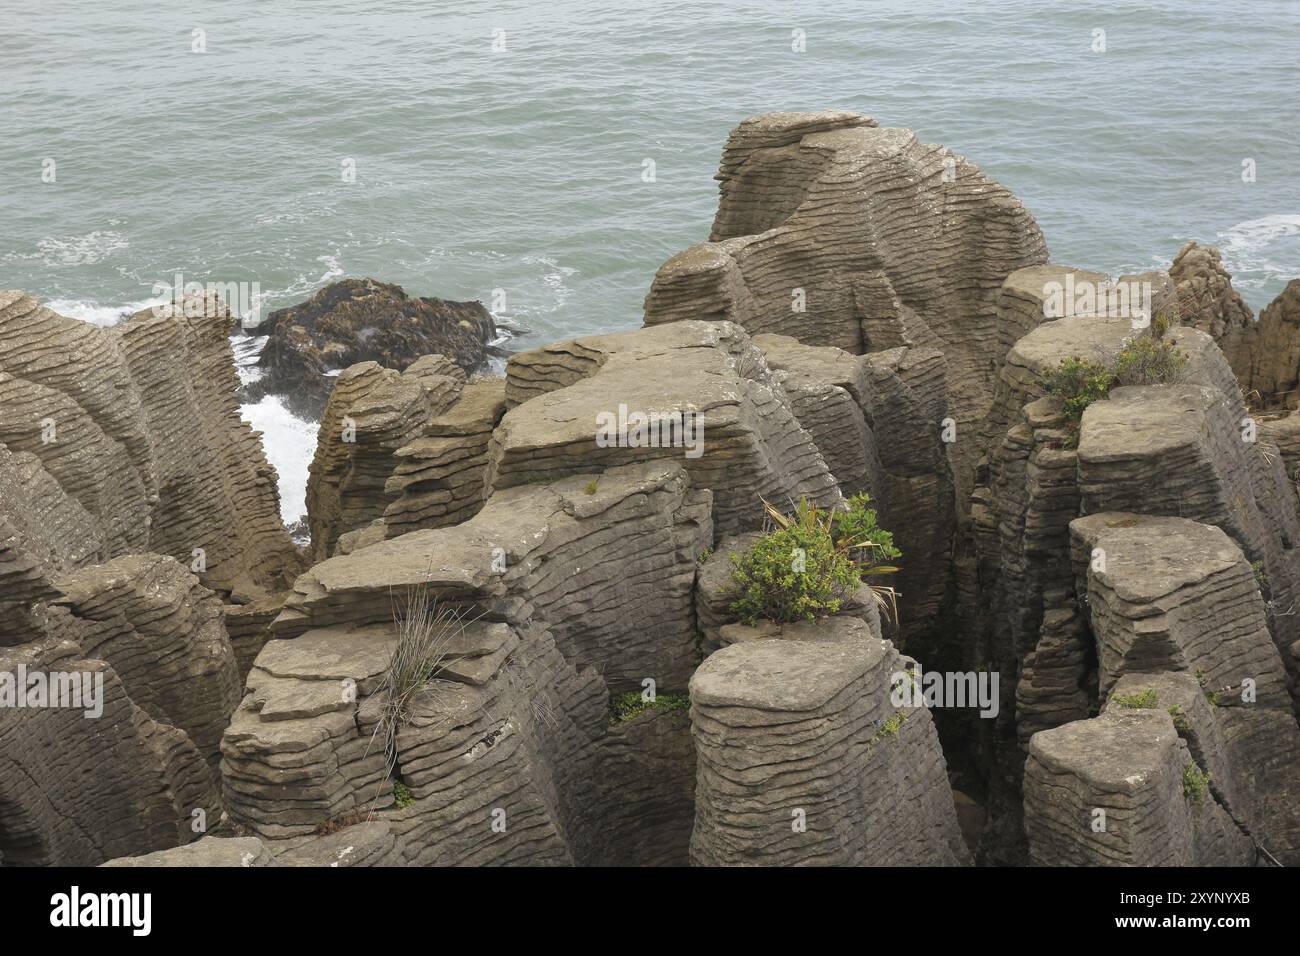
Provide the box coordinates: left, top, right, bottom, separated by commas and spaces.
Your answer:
43, 296, 165, 327
239, 395, 319, 525
36, 231, 129, 266
1218, 215, 1300, 291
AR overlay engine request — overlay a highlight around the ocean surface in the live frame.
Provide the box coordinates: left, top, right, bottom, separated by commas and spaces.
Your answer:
3, 0, 1297, 524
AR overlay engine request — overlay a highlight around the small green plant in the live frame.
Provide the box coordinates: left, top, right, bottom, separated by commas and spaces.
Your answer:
1112, 334, 1188, 387
697, 547, 713, 565
1251, 560, 1268, 590
610, 691, 690, 724
1182, 762, 1211, 804
729, 499, 864, 625
834, 493, 902, 564
584, 479, 599, 495
393, 781, 415, 809
1045, 355, 1115, 430
1168, 705, 1190, 733
728, 496, 901, 626
875, 711, 908, 739
1112, 688, 1159, 709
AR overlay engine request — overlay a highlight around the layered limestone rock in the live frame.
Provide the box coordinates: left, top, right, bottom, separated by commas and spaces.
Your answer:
49, 553, 241, 764
1226, 279, 1300, 408
0, 650, 221, 866
689, 634, 969, 865
490, 321, 840, 536
0, 290, 301, 600
0, 290, 291, 865
305, 355, 469, 559
246, 278, 497, 418
223, 463, 710, 864
1168, 242, 1254, 345
753, 334, 955, 639
102, 836, 279, 868
968, 294, 1260, 863
382, 379, 507, 537
644, 110, 1049, 501
1077, 384, 1300, 694
1023, 710, 1254, 866
1069, 514, 1300, 863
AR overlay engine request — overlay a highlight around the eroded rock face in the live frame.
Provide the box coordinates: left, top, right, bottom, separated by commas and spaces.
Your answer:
0, 553, 237, 866
491, 321, 841, 537
305, 355, 474, 559
50, 554, 241, 764
1068, 514, 1300, 862
222, 462, 709, 864
645, 110, 1049, 502
1024, 710, 1254, 866
246, 278, 497, 418
964, 275, 1300, 864
0, 291, 299, 866
1168, 242, 1254, 345
1226, 279, 1300, 409
690, 634, 968, 865
753, 335, 955, 641
1078, 384, 1300, 693
0, 290, 302, 601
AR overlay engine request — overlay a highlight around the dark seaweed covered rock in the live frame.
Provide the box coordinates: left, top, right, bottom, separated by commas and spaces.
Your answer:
246, 278, 496, 418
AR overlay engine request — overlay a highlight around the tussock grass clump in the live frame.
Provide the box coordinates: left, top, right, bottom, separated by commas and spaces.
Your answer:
366, 586, 477, 809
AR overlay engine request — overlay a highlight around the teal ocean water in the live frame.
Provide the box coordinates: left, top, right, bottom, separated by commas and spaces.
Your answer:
2, 0, 1297, 520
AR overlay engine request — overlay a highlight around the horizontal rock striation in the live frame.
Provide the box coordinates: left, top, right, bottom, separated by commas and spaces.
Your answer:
1226, 279, 1300, 409
490, 321, 840, 536
645, 110, 1049, 505
689, 634, 968, 865
752, 334, 956, 640
223, 463, 710, 863
305, 355, 469, 559
0, 649, 221, 866
1068, 514, 1300, 862
382, 379, 507, 537
1024, 710, 1254, 866
0, 290, 301, 600
1078, 383, 1300, 697
49, 553, 241, 764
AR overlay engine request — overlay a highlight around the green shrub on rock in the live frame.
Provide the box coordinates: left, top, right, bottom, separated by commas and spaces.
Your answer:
1112, 334, 1188, 386
728, 495, 900, 626
1045, 355, 1115, 426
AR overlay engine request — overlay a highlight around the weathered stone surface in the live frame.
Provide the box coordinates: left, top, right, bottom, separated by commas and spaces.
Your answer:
383, 378, 507, 537
0, 290, 302, 601
645, 111, 1048, 500
224, 463, 710, 863
1225, 279, 1300, 408
1078, 384, 1300, 693
1024, 710, 1254, 866
491, 321, 840, 537
246, 278, 496, 418
0, 654, 218, 866
282, 462, 710, 692
0, 549, 239, 865
1169, 241, 1254, 349
102, 836, 278, 867
306, 356, 469, 559
50, 553, 241, 764
690, 635, 968, 865
1069, 513, 1300, 862
752, 334, 955, 641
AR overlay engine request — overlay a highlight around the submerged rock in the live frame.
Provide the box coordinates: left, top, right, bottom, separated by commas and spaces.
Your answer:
246, 278, 497, 418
